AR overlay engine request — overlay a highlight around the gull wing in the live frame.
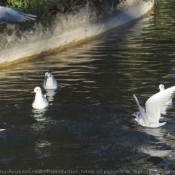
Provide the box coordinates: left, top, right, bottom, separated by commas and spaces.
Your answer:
0, 6, 36, 24
133, 94, 149, 126
146, 86, 175, 123
43, 74, 47, 88
42, 94, 48, 104
133, 94, 145, 113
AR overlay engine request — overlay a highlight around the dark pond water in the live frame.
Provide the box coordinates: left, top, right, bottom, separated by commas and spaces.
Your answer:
1, 1, 175, 174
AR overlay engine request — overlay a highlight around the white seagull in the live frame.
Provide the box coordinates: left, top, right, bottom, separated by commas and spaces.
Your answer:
32, 87, 49, 109
0, 6, 36, 24
132, 86, 175, 128
43, 68, 58, 90
158, 84, 172, 105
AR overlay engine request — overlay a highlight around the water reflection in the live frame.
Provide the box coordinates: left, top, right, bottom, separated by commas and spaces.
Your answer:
34, 140, 52, 158
139, 146, 170, 157
45, 89, 57, 102
32, 108, 48, 122
138, 126, 166, 139
135, 124, 171, 158
30, 108, 50, 136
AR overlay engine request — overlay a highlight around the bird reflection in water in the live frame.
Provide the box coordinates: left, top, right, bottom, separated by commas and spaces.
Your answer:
45, 89, 57, 102
32, 108, 48, 122
31, 108, 48, 133
34, 140, 52, 158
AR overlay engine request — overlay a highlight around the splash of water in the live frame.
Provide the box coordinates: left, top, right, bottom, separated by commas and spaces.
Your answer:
0, 0, 154, 65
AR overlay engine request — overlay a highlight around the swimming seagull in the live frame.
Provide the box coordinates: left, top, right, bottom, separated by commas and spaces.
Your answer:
158, 84, 172, 105
43, 68, 58, 90
32, 87, 49, 109
0, 6, 37, 24
132, 86, 175, 128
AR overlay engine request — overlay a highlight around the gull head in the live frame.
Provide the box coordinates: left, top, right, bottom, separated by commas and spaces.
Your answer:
159, 84, 165, 92
131, 111, 141, 119
31, 86, 42, 94
45, 72, 52, 78
44, 68, 53, 78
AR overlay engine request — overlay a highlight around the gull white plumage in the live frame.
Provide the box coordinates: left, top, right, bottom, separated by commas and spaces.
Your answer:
0, 6, 36, 24
158, 84, 172, 105
43, 68, 58, 90
132, 86, 175, 128
32, 87, 49, 109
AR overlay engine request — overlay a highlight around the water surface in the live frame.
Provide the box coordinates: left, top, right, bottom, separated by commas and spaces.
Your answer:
0, 0, 175, 173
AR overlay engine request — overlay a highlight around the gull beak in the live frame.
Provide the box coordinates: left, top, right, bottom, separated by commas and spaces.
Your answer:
130, 113, 135, 117
31, 91, 35, 94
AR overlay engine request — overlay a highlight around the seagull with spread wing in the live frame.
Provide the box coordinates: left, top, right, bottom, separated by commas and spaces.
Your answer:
132, 86, 175, 128
0, 6, 36, 24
